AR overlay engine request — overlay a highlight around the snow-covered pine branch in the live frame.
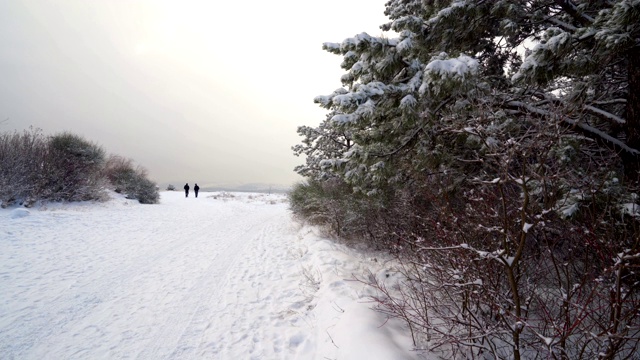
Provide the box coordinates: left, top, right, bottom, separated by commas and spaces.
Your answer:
583, 105, 626, 125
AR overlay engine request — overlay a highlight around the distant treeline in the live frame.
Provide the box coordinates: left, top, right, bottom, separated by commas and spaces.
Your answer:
165, 184, 290, 194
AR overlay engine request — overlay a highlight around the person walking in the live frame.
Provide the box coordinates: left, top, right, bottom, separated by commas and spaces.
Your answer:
194, 183, 200, 198
184, 183, 190, 198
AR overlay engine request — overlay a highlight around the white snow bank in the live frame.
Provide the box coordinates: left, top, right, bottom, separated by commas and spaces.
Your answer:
297, 232, 419, 360
9, 208, 30, 219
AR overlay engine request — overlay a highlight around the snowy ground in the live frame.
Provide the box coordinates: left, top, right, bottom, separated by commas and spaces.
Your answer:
1, 191, 419, 359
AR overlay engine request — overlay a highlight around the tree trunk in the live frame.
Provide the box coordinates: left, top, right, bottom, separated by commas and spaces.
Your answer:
623, 45, 640, 184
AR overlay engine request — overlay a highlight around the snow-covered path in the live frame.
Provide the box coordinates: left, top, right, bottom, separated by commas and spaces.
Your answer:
1, 191, 418, 359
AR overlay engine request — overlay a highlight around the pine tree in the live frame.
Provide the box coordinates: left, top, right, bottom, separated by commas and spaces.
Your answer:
295, 1, 640, 358
292, 111, 352, 180
310, 0, 639, 190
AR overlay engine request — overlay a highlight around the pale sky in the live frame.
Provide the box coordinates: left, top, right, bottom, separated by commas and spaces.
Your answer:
0, 0, 390, 188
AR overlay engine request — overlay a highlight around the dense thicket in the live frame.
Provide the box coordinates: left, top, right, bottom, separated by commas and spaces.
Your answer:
292, 1, 640, 358
0, 129, 159, 206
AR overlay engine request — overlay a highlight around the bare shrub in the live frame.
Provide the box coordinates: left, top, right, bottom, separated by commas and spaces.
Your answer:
0, 128, 48, 206
300, 265, 322, 297
360, 176, 640, 359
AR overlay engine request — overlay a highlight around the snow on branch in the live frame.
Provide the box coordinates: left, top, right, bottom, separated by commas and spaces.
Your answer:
544, 15, 578, 32
314, 88, 348, 107
340, 32, 390, 52
396, 32, 414, 53
426, 0, 466, 26
583, 105, 625, 124
614, 249, 640, 266
565, 118, 640, 155
506, 101, 640, 156
331, 114, 356, 124
621, 203, 640, 217
322, 42, 341, 54
511, 29, 572, 84
425, 53, 479, 80
388, 15, 425, 35
507, 101, 548, 116
592, 98, 626, 106
442, 279, 484, 287
459, 243, 513, 266
400, 94, 417, 109
554, 0, 595, 25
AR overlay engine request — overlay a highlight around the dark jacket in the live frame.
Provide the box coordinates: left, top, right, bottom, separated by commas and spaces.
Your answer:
184, 184, 190, 191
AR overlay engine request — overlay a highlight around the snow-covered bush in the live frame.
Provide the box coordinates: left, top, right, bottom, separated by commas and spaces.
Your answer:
166, 184, 176, 191
44, 132, 107, 202
288, 179, 350, 237
0, 129, 108, 205
103, 155, 159, 204
290, 178, 411, 247
0, 130, 159, 206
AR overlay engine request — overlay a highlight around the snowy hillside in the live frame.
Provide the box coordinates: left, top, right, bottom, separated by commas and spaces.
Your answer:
0, 191, 419, 359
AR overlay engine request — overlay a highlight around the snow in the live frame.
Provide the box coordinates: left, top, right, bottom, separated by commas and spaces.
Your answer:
331, 113, 356, 124
621, 203, 640, 217
425, 53, 479, 79
400, 94, 417, 109
396, 36, 413, 53
0, 191, 418, 359
323, 42, 341, 51
584, 105, 626, 124
427, 1, 466, 25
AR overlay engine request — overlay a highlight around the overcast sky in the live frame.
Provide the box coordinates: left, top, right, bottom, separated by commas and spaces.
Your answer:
0, 0, 390, 188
